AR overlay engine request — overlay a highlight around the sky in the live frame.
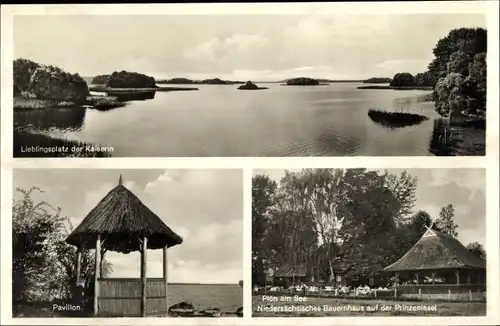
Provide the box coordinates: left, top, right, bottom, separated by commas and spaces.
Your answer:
12, 169, 243, 284
14, 14, 486, 81
253, 168, 486, 247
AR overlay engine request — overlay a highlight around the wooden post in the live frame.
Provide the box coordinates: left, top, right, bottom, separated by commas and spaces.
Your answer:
163, 245, 168, 316
448, 289, 451, 300
418, 288, 422, 300
469, 289, 472, 302
431, 272, 436, 285
94, 234, 101, 316
76, 249, 82, 285
141, 237, 148, 317
455, 270, 460, 285
415, 272, 419, 285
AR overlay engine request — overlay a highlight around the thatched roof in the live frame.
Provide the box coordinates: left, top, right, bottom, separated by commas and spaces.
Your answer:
66, 178, 183, 253
384, 229, 485, 272
273, 263, 307, 278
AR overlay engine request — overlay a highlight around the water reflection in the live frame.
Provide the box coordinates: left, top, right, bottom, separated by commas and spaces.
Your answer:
13, 107, 86, 132
105, 91, 156, 101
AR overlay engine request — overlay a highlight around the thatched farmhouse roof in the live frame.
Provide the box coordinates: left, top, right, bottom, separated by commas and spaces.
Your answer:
274, 263, 307, 278
66, 177, 183, 253
384, 229, 485, 272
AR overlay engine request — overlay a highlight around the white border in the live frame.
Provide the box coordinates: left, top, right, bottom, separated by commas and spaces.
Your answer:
1, 1, 499, 325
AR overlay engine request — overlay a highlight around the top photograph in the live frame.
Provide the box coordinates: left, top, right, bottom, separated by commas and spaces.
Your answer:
12, 12, 487, 157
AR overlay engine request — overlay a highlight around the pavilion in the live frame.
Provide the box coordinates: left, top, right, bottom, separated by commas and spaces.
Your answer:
65, 175, 183, 317
384, 225, 486, 300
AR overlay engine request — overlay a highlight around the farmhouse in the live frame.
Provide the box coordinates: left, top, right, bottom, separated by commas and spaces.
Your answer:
65, 175, 183, 317
384, 226, 486, 301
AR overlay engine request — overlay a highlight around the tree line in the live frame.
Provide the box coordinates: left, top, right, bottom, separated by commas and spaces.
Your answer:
252, 169, 485, 286
389, 27, 487, 118
12, 187, 112, 316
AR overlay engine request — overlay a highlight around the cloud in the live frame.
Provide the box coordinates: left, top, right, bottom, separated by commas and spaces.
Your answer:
183, 33, 268, 63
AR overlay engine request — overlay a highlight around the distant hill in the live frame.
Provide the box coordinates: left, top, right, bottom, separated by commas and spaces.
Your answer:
363, 77, 392, 84
278, 78, 363, 83
157, 77, 244, 85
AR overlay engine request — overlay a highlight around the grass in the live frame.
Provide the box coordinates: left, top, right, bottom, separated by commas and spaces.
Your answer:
15, 96, 126, 111
368, 109, 429, 128
13, 130, 112, 158
14, 98, 80, 110
252, 295, 485, 317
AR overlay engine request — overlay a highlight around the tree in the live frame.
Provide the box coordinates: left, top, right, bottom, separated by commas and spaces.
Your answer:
297, 169, 345, 284
337, 169, 401, 281
414, 72, 436, 87
383, 170, 418, 224
466, 241, 486, 260
252, 174, 277, 286
428, 27, 487, 82
433, 72, 467, 118
12, 187, 112, 315
12, 187, 66, 309
429, 28, 488, 117
390, 73, 415, 87
435, 204, 458, 237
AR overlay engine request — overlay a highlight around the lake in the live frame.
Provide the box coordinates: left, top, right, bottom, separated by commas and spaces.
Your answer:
167, 283, 242, 312
14, 83, 438, 157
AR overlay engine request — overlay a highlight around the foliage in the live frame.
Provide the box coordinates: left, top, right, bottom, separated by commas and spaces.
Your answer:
252, 169, 431, 285
91, 74, 111, 84
363, 77, 392, 84
428, 27, 487, 81
390, 73, 415, 87
429, 28, 487, 117
286, 77, 320, 86
435, 204, 458, 237
414, 72, 436, 87
252, 174, 277, 285
466, 241, 486, 260
13, 58, 41, 95
106, 71, 157, 88
12, 187, 112, 314
383, 170, 418, 224
433, 73, 466, 117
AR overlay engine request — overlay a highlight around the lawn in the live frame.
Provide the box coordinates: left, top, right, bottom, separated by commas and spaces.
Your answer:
252, 295, 486, 317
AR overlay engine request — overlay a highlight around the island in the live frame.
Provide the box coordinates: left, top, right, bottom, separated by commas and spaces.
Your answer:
357, 73, 433, 90
91, 74, 111, 85
237, 81, 268, 90
281, 77, 327, 86
88, 71, 198, 93
362, 77, 392, 84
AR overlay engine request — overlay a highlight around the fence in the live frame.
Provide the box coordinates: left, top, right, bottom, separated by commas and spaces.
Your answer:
98, 278, 166, 317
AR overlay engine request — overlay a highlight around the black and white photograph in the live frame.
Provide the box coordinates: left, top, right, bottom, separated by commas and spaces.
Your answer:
12, 169, 243, 318
12, 12, 487, 157
252, 168, 487, 316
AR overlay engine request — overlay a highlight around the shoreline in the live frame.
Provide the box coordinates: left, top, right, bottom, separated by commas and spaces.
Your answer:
89, 86, 199, 92
357, 85, 433, 90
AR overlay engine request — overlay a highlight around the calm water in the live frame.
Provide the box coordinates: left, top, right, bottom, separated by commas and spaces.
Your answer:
168, 283, 242, 312
14, 83, 437, 156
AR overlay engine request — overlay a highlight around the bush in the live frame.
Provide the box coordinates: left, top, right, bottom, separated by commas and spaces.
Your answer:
14, 58, 41, 94
434, 73, 466, 117
27, 65, 89, 102
390, 73, 415, 87
414, 72, 435, 87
